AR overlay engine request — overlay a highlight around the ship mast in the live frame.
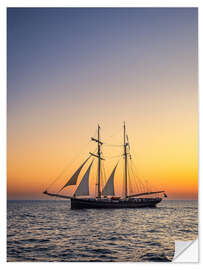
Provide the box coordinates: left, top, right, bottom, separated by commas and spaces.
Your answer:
90, 124, 103, 198
124, 122, 128, 197
97, 125, 101, 198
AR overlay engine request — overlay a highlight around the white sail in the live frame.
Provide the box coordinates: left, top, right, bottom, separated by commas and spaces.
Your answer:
102, 163, 118, 196
74, 160, 94, 196
59, 156, 90, 192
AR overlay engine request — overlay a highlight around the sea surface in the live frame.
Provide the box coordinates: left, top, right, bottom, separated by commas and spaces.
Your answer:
7, 200, 198, 262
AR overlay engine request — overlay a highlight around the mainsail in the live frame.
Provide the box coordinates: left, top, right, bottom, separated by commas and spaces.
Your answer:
59, 156, 90, 192
74, 160, 94, 196
102, 163, 118, 196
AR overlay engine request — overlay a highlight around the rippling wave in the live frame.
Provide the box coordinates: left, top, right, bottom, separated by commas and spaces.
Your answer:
7, 200, 198, 262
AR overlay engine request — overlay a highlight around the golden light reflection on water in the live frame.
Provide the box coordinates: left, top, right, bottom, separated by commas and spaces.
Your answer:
7, 200, 198, 261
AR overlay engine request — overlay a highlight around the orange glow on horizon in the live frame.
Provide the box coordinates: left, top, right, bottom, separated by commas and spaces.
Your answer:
7, 118, 198, 200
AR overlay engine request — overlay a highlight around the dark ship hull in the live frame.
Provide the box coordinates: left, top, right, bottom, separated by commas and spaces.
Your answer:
71, 197, 162, 209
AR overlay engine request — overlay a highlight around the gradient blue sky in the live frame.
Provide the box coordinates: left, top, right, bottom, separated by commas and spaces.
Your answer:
8, 8, 197, 106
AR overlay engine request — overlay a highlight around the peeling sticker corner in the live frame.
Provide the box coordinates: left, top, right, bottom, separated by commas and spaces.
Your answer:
173, 238, 198, 262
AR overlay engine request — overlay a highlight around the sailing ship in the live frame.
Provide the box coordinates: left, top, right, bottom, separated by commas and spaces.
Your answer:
43, 123, 167, 209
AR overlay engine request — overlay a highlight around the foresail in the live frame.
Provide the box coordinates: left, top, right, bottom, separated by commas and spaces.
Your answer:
59, 156, 90, 192
74, 160, 94, 196
102, 163, 118, 196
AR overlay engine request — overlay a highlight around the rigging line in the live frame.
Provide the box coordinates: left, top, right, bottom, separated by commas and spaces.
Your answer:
134, 169, 146, 193
92, 147, 98, 155
45, 163, 72, 191
129, 161, 141, 193
46, 140, 92, 191
103, 164, 106, 189
103, 161, 108, 189
100, 164, 103, 190
129, 159, 145, 193
128, 166, 136, 195
101, 127, 123, 148
101, 162, 106, 191
129, 159, 139, 191
128, 161, 140, 194
46, 154, 87, 191
103, 143, 123, 147
104, 126, 123, 140
102, 163, 107, 188
130, 158, 144, 183
127, 166, 132, 194
131, 162, 152, 192
134, 170, 149, 193
105, 154, 123, 160
129, 159, 144, 193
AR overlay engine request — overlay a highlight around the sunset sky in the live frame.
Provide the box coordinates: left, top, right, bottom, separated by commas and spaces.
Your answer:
7, 8, 198, 200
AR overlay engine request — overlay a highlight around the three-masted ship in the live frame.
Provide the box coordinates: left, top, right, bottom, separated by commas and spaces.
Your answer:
43, 123, 167, 209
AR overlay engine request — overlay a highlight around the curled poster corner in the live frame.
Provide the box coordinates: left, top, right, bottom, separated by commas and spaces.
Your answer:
173, 239, 198, 262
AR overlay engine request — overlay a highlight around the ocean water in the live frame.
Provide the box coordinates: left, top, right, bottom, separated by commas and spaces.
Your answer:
7, 200, 198, 262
